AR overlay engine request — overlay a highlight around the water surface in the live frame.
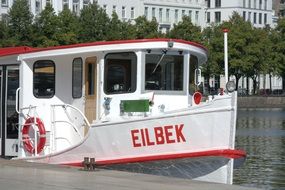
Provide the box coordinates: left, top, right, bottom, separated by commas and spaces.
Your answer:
234, 108, 285, 190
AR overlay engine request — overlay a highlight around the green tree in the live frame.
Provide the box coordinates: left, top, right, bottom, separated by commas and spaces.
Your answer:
168, 16, 202, 43
274, 18, 285, 91
55, 8, 80, 45
78, 3, 110, 42
33, 4, 60, 47
0, 20, 9, 47
106, 12, 135, 40
134, 16, 161, 39
7, 0, 33, 46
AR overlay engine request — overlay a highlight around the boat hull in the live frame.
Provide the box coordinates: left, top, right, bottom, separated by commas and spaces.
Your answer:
16, 93, 243, 184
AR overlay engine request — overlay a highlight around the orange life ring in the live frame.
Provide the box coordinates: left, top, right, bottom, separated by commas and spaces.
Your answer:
22, 117, 46, 154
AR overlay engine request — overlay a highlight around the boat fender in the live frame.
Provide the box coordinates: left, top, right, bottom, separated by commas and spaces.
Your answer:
22, 117, 46, 154
193, 91, 202, 105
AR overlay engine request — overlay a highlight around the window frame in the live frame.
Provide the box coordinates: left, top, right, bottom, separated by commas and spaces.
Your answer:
72, 57, 83, 99
33, 60, 56, 99
143, 51, 186, 95
104, 52, 137, 95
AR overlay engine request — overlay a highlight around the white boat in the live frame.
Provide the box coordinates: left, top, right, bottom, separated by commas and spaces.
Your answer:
0, 39, 245, 184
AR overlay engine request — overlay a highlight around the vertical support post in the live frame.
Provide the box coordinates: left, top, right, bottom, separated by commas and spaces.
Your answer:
223, 29, 229, 84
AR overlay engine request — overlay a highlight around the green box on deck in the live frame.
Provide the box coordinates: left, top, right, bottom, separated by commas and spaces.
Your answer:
121, 99, 150, 112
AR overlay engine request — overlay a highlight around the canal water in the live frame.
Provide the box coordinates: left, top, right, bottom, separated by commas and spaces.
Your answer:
233, 108, 285, 190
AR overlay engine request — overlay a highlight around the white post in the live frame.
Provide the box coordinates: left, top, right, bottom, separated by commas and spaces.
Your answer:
223, 29, 229, 84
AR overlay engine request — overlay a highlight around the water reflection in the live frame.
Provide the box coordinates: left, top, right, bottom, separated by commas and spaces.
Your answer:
234, 108, 285, 190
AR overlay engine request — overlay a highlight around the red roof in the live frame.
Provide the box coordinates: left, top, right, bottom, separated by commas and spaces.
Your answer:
0, 39, 207, 57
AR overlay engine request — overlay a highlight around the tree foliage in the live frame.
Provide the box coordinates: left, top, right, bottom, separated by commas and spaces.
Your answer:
167, 16, 202, 43
78, 3, 110, 42
134, 16, 161, 39
7, 0, 33, 46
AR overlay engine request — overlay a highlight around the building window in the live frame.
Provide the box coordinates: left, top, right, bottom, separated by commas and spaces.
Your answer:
254, 12, 257, 23
259, 13, 262, 24
144, 7, 148, 18
145, 54, 184, 91
166, 9, 170, 22
46, 0, 52, 6
72, 58, 83, 99
83, 0, 90, 8
1, 0, 8, 6
215, 11, 221, 23
103, 4, 107, 11
248, 12, 251, 21
175, 9, 178, 23
104, 52, 137, 94
195, 11, 199, 23
248, 0, 251, 8
182, 10, 186, 17
215, 0, 221, 8
1, 13, 8, 24
122, 6, 126, 19
73, 0, 80, 15
35, 0, 42, 14
33, 60, 55, 98
264, 0, 267, 10
159, 8, 163, 22
264, 13, 267, 24
254, 0, 257, 8
259, 0, 262, 9
113, 5, 116, 13
152, 7, 156, 19
189, 10, 192, 19
243, 11, 246, 20
206, 0, 211, 8
63, 0, 69, 9
207, 12, 210, 23
131, 7, 135, 19
243, 0, 246, 8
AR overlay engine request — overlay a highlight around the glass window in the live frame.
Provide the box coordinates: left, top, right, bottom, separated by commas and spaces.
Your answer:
189, 10, 192, 19
122, 6, 126, 18
243, 11, 246, 20
145, 54, 184, 91
72, 58, 83, 98
248, 12, 251, 21
83, 0, 90, 8
254, 12, 257, 23
1, 0, 8, 6
206, 0, 211, 8
175, 9, 178, 23
189, 55, 198, 94
104, 52, 137, 94
35, 0, 42, 14
166, 9, 170, 22
248, 0, 251, 8
33, 60, 55, 98
159, 8, 163, 22
259, 0, 262, 9
254, 0, 257, 8
195, 11, 199, 24
144, 7, 148, 18
63, 0, 69, 9
131, 7, 135, 19
73, 0, 80, 15
243, 0, 246, 8
264, 13, 267, 24
259, 13, 262, 24
215, 0, 221, 8
207, 12, 210, 23
152, 7, 156, 18
215, 11, 221, 23
264, 0, 267, 10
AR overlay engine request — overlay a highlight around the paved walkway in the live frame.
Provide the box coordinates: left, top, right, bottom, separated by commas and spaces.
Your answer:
0, 158, 259, 190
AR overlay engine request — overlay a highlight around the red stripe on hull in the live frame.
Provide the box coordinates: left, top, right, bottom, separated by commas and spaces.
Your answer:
63, 149, 246, 167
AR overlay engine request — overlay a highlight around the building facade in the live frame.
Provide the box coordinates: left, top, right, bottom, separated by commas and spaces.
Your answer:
0, 0, 273, 29
205, 0, 273, 28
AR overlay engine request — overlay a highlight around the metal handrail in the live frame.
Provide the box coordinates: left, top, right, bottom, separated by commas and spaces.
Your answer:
51, 104, 90, 146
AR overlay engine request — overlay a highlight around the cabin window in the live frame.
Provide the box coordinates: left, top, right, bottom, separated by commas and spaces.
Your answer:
189, 55, 198, 94
145, 54, 183, 91
104, 52, 137, 94
33, 60, 55, 98
72, 58, 83, 98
